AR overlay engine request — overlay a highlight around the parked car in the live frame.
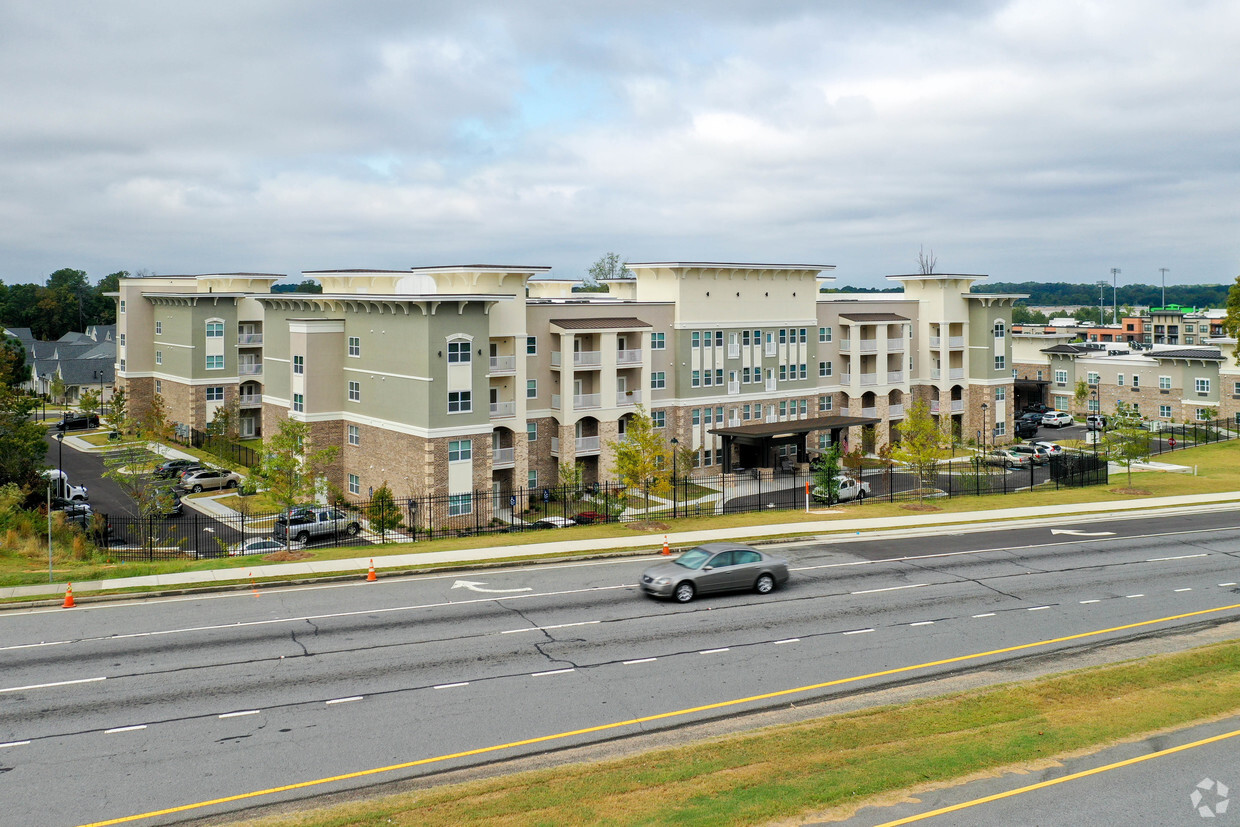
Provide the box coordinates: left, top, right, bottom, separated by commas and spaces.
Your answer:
54, 412, 100, 431
1014, 417, 1039, 439
1007, 444, 1049, 465
273, 506, 362, 544
1023, 403, 1051, 414
1031, 441, 1065, 457
983, 449, 1031, 468
1086, 414, 1108, 431
572, 510, 609, 525
175, 464, 207, 482
1041, 411, 1074, 428
176, 468, 242, 493
154, 458, 200, 479
229, 537, 289, 557
532, 516, 577, 529
811, 476, 872, 503
640, 542, 790, 603
42, 470, 88, 501
55, 501, 111, 540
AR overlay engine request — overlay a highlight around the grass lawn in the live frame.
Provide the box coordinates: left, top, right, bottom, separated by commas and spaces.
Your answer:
235, 640, 1240, 827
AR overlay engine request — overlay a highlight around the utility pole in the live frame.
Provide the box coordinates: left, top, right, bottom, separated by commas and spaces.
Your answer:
1110, 268, 1120, 325
1159, 267, 1169, 308
1097, 281, 1107, 326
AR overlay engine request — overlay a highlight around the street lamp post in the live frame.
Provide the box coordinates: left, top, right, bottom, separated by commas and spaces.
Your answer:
1091, 390, 1099, 456
55, 432, 64, 497
670, 437, 679, 519
981, 403, 989, 450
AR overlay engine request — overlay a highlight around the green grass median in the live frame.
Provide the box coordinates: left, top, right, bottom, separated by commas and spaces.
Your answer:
233, 639, 1240, 827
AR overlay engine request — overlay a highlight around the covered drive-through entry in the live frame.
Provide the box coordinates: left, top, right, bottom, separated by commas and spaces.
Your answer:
709, 415, 881, 474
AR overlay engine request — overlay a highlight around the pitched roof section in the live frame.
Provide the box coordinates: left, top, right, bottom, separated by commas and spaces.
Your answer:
550, 317, 652, 330
839, 312, 909, 322
1040, 344, 1094, 354
1147, 348, 1226, 361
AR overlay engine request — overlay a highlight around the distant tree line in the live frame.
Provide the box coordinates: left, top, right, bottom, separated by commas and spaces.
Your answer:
0, 268, 123, 340
977, 281, 1230, 309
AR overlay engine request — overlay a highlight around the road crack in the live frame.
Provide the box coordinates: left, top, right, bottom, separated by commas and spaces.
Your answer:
503, 604, 580, 668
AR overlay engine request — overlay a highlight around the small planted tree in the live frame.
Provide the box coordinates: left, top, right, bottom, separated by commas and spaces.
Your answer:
105, 387, 127, 434
1073, 379, 1090, 416
251, 419, 340, 515
49, 374, 67, 406
812, 443, 843, 505
367, 482, 402, 543
890, 399, 947, 500
1103, 400, 1152, 488
78, 388, 101, 419
608, 405, 671, 503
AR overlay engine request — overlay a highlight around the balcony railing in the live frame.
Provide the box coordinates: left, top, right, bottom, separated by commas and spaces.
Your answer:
859, 339, 877, 353
889, 403, 904, 418
930, 369, 941, 380
237, 333, 263, 345
238, 364, 262, 376
617, 349, 642, 365
839, 407, 850, 416
929, 336, 941, 348
489, 356, 516, 373
574, 393, 600, 409
554, 436, 601, 455
617, 390, 641, 406
860, 373, 877, 386
930, 400, 941, 413
951, 399, 965, 413
949, 336, 965, 348
766, 414, 780, 423
887, 370, 904, 384
765, 378, 777, 392
489, 401, 515, 419
862, 406, 877, 417
492, 447, 515, 467
727, 418, 741, 427
551, 394, 561, 410
839, 339, 851, 351
727, 381, 740, 395
550, 351, 603, 368
840, 373, 851, 384
887, 339, 905, 352
949, 368, 965, 380
727, 344, 740, 359
764, 341, 777, 357
238, 394, 262, 408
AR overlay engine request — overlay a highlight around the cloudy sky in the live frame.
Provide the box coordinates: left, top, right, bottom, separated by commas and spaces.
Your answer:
1, 1, 1237, 288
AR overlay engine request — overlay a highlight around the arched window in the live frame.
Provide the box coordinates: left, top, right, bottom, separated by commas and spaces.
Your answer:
446, 337, 472, 364
993, 320, 1006, 339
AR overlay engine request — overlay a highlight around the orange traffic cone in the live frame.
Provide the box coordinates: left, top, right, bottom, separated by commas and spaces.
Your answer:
662, 536, 670, 555
366, 559, 377, 582
62, 583, 75, 608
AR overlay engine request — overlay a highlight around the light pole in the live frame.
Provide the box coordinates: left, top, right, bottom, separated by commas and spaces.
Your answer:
981, 403, 989, 449
47, 478, 53, 583
55, 431, 64, 497
1111, 267, 1121, 324
1091, 390, 1099, 456
670, 437, 679, 519
1159, 267, 1169, 309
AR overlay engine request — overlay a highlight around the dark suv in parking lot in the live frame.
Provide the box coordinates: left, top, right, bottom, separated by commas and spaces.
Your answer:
54, 413, 100, 431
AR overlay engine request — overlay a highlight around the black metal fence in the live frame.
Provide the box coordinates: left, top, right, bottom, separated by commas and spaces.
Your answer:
170, 426, 259, 468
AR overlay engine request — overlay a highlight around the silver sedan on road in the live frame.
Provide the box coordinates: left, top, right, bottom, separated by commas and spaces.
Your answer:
640, 542, 790, 603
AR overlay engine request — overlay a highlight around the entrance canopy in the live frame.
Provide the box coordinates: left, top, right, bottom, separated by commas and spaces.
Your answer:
709, 414, 880, 473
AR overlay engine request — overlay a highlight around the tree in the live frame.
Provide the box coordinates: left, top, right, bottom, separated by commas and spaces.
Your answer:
140, 393, 175, 443
79, 388, 101, 418
250, 418, 340, 514
207, 398, 240, 441
0, 336, 28, 389
0, 389, 48, 498
367, 482, 402, 542
1073, 379, 1090, 415
890, 399, 947, 500
586, 252, 635, 285
608, 405, 671, 498
812, 443, 843, 505
49, 373, 67, 406
916, 246, 938, 275
1223, 273, 1240, 364
105, 386, 128, 434
1103, 400, 1151, 488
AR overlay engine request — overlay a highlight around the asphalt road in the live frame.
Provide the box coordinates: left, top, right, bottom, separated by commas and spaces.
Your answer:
3, 506, 1240, 826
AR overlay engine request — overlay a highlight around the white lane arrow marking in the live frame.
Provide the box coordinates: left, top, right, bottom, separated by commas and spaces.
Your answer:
1050, 529, 1116, 536
451, 580, 534, 594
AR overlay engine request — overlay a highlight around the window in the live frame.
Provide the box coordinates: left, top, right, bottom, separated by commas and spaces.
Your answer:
995, 387, 1006, 401
993, 320, 1006, 339
1159, 405, 1172, 418
348, 425, 360, 446
799, 363, 808, 380
742, 366, 751, 383
703, 407, 713, 425
206, 386, 224, 402
293, 355, 304, 375
715, 368, 724, 386
819, 395, 832, 412
691, 332, 700, 349
528, 470, 537, 488
119, 333, 126, 346
714, 331, 723, 348
651, 410, 666, 428
651, 332, 665, 350
1196, 378, 1211, 394
691, 370, 700, 388
754, 404, 762, 419
206, 321, 224, 339
292, 393, 304, 413
449, 494, 473, 517
1131, 375, 1140, 389
650, 371, 665, 389
1234, 381, 1240, 396
1185, 336, 1195, 345
1185, 324, 1196, 333
345, 475, 361, 496
448, 439, 472, 462
779, 329, 787, 345
155, 350, 162, 365
742, 404, 751, 419
823, 326, 833, 342
995, 421, 1006, 436
692, 408, 701, 426
154, 380, 161, 394
1087, 372, 1099, 386
1054, 395, 1070, 410
527, 379, 537, 398
526, 336, 537, 355
779, 365, 787, 381
800, 399, 808, 415
1196, 408, 1211, 421
155, 321, 162, 335
1160, 375, 1172, 390
1117, 374, 1124, 387
348, 381, 361, 402
447, 340, 471, 364
779, 400, 788, 417
527, 421, 537, 441
1088, 398, 1100, 413
206, 354, 224, 370
119, 300, 126, 314
703, 370, 712, 387
799, 328, 808, 344
348, 336, 361, 357
119, 358, 126, 371
447, 391, 472, 412
1054, 369, 1067, 385
742, 331, 751, 346
994, 354, 1005, 371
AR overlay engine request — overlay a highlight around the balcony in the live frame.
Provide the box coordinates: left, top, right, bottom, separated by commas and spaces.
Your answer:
765, 378, 777, 392
616, 348, 642, 365
889, 403, 904, 418
727, 418, 741, 427
489, 401, 515, 419
492, 447, 515, 468
551, 350, 602, 368
862, 406, 877, 418
839, 339, 851, 352
860, 373, 877, 386
489, 356, 516, 374
551, 394, 561, 410
840, 407, 850, 416
728, 381, 740, 395
550, 436, 601, 456
840, 373, 851, 384
727, 344, 740, 359
951, 400, 965, 413
238, 363, 262, 376
238, 393, 262, 408
930, 400, 941, 413
930, 369, 941, 380
887, 339, 905, 352
765, 414, 779, 423
617, 390, 642, 406
574, 393, 600, 409
237, 333, 263, 346
929, 336, 941, 348
859, 339, 877, 353
764, 341, 777, 357
949, 368, 965, 380
887, 370, 904, 384
949, 336, 965, 348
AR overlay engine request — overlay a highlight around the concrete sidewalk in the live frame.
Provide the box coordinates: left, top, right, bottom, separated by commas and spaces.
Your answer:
6, 491, 1238, 604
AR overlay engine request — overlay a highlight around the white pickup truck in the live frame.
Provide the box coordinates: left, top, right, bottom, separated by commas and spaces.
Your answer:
811, 476, 871, 503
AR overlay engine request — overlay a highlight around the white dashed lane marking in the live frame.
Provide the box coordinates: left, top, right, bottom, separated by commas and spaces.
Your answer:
774, 638, 801, 644
973, 613, 996, 618
433, 682, 469, 690
532, 668, 574, 677
0, 740, 31, 749
0, 676, 106, 694
218, 710, 259, 719
1148, 554, 1208, 562
700, 648, 730, 655
501, 620, 600, 635
104, 725, 146, 734
1028, 606, 1050, 612
910, 621, 935, 627
623, 658, 656, 665
1127, 594, 1145, 599
325, 696, 363, 705
851, 584, 928, 595
843, 628, 874, 635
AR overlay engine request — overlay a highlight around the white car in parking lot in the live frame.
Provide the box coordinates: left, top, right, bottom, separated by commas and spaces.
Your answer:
1041, 411, 1074, 428
811, 476, 871, 503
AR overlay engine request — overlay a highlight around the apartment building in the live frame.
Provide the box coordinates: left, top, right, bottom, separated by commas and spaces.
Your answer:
115, 264, 1021, 514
